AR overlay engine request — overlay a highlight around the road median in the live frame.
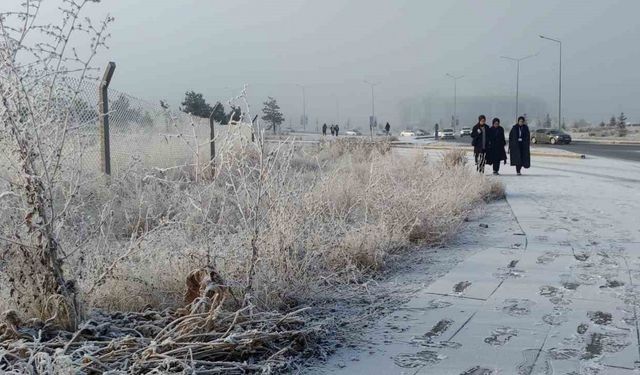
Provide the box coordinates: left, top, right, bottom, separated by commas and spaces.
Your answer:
391, 141, 586, 159
571, 138, 640, 145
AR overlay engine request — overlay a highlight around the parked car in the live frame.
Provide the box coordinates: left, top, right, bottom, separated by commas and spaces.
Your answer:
531, 129, 572, 145
345, 129, 362, 136
415, 129, 427, 136
400, 130, 416, 137
460, 127, 472, 136
439, 128, 455, 139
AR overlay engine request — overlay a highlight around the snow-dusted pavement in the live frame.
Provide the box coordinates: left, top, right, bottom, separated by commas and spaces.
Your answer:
317, 153, 640, 374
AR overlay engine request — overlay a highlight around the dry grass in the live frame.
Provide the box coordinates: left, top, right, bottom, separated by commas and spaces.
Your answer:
2, 139, 504, 309
64, 139, 500, 310
0, 1, 504, 368
440, 148, 468, 168
1, 138, 503, 372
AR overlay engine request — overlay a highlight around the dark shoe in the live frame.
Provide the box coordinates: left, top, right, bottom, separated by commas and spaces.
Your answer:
517, 172, 522, 176
493, 171, 499, 175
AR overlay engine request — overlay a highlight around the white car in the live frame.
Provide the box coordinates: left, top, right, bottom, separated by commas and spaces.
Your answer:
415, 129, 427, 136
439, 128, 455, 139
400, 130, 416, 137
460, 128, 472, 136
345, 129, 362, 136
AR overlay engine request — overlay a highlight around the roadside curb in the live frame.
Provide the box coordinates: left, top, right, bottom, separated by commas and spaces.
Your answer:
571, 138, 640, 145
390, 143, 587, 159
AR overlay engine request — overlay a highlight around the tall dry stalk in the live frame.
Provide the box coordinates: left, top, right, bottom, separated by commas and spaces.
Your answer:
0, 0, 112, 328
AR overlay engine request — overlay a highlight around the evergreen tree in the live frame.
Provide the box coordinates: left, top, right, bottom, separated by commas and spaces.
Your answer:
609, 116, 617, 128
112, 94, 142, 123
261, 97, 284, 134
210, 102, 227, 124
617, 112, 627, 128
228, 105, 242, 123
599, 121, 606, 128
181, 91, 213, 118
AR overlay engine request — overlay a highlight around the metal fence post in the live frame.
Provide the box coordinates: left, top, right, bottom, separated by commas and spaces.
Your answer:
209, 113, 216, 162
99, 62, 116, 175
251, 114, 258, 143
209, 103, 224, 162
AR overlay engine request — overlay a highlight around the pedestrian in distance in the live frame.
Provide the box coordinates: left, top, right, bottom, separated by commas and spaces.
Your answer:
486, 117, 507, 175
471, 115, 490, 173
330, 124, 335, 136
322, 123, 327, 136
335, 124, 340, 137
509, 116, 531, 175
385, 122, 391, 136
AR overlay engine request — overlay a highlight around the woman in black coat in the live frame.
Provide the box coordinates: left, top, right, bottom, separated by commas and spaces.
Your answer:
486, 118, 507, 175
509, 116, 531, 175
471, 115, 490, 173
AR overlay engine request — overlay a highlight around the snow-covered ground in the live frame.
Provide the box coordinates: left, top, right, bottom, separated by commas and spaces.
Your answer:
311, 152, 640, 374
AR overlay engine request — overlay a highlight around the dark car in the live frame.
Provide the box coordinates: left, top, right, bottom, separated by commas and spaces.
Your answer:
531, 129, 572, 145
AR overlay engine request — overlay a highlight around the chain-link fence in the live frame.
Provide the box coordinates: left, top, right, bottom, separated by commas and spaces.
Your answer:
61, 74, 253, 176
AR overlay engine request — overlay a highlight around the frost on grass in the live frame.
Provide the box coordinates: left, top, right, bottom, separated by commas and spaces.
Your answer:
0, 1, 504, 372
0, 137, 503, 372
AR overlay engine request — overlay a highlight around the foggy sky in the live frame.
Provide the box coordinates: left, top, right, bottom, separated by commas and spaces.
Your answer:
14, 0, 640, 128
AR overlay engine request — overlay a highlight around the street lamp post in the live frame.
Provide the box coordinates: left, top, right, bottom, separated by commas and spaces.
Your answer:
500, 53, 537, 122
296, 84, 307, 130
364, 80, 379, 140
539, 35, 562, 129
445, 74, 463, 131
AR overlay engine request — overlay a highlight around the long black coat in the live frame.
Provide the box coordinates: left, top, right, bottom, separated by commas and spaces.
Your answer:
471, 123, 490, 153
486, 125, 507, 165
509, 124, 531, 168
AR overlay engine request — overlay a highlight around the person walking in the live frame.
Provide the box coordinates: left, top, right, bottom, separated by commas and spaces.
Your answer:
335, 124, 340, 137
330, 124, 335, 136
486, 118, 507, 175
509, 116, 531, 175
385, 122, 391, 135
322, 123, 327, 136
471, 115, 490, 173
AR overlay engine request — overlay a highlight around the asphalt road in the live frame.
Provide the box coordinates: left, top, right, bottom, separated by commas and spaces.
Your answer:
448, 137, 640, 162
536, 141, 640, 162
281, 132, 640, 162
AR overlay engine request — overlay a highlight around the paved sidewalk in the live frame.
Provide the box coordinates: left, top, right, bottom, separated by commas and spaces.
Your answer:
320, 153, 640, 374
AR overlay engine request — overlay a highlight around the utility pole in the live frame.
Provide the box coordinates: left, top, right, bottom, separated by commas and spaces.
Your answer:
446, 74, 463, 131
540, 35, 562, 129
364, 80, 379, 140
296, 84, 307, 130
501, 53, 537, 122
